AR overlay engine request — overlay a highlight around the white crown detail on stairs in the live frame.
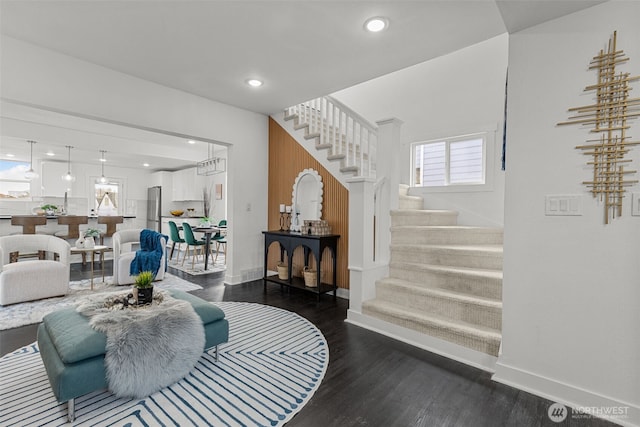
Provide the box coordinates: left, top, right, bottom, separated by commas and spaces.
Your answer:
362, 185, 503, 358
284, 96, 377, 179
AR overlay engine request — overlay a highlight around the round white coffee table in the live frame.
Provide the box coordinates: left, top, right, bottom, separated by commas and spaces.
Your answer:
70, 245, 108, 290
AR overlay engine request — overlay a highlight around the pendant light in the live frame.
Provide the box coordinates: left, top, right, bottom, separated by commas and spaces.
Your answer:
61, 145, 76, 182
24, 140, 39, 180
99, 150, 107, 183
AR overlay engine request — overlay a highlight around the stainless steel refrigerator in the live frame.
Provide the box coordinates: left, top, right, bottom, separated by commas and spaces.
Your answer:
147, 186, 162, 232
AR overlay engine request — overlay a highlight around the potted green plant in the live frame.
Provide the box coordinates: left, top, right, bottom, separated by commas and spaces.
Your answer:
41, 204, 58, 216
199, 216, 213, 227
82, 228, 101, 249
133, 270, 155, 305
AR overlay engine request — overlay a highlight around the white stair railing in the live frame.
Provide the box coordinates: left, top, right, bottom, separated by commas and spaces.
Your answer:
285, 96, 377, 178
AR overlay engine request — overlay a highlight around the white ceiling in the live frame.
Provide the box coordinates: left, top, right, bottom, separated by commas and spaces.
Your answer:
0, 0, 606, 170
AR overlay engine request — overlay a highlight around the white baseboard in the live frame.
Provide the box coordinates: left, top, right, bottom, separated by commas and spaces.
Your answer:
346, 309, 497, 372
493, 362, 639, 427
336, 287, 349, 300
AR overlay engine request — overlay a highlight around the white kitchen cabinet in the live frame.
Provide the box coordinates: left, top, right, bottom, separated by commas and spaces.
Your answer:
171, 167, 210, 201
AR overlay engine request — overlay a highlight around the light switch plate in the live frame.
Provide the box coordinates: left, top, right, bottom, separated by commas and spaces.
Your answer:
545, 195, 583, 216
632, 193, 640, 216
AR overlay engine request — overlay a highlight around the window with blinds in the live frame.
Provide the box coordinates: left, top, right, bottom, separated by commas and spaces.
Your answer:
413, 133, 486, 188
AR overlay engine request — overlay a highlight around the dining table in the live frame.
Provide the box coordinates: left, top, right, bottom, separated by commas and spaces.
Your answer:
193, 226, 224, 270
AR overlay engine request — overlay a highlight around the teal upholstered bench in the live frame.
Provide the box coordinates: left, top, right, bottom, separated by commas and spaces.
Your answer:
37, 290, 228, 422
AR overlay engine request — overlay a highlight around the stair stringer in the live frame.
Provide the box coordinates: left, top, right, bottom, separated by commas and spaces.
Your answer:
271, 113, 351, 189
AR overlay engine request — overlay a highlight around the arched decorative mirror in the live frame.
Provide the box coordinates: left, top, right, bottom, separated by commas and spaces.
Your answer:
291, 169, 323, 227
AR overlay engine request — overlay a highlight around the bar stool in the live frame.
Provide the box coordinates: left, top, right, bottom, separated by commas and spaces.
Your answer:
97, 216, 124, 265
11, 215, 47, 234
9, 215, 48, 261
55, 216, 89, 263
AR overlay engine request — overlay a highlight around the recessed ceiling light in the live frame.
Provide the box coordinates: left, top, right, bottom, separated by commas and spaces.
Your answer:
143, 163, 150, 167
187, 139, 196, 144
246, 79, 263, 87
364, 17, 389, 33
6, 153, 15, 157
45, 151, 55, 156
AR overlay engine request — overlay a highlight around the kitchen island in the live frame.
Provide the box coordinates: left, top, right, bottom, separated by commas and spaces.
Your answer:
0, 215, 137, 237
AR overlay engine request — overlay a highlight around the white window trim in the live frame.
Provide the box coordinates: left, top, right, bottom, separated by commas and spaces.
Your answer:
410, 126, 496, 193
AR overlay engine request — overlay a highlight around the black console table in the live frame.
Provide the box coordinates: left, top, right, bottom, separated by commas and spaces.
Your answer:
262, 230, 340, 301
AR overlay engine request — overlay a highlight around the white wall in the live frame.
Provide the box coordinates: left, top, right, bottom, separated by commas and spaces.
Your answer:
332, 34, 508, 226
1, 36, 268, 284
495, 3, 640, 425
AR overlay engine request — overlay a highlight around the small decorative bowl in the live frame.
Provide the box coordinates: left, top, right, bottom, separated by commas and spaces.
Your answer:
170, 210, 184, 217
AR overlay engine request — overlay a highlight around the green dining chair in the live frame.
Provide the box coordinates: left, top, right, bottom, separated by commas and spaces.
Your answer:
182, 222, 205, 269
168, 221, 185, 261
212, 219, 227, 264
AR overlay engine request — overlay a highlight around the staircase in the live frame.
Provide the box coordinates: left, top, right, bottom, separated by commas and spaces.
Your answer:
282, 97, 503, 365
362, 185, 503, 357
283, 96, 377, 179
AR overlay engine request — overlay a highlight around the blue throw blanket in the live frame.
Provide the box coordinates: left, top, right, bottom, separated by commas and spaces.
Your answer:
129, 229, 168, 277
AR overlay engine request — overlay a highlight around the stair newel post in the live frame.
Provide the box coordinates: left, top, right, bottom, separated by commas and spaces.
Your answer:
346, 177, 381, 314
375, 118, 404, 263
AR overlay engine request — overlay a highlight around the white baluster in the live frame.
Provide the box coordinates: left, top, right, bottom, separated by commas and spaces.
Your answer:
335, 104, 340, 155
350, 117, 356, 168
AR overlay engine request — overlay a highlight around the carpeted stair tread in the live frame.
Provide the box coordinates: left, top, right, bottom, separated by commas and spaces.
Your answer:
390, 243, 503, 255
388, 261, 502, 300
377, 277, 502, 306
362, 299, 501, 355
363, 299, 501, 337
398, 194, 424, 210
391, 210, 459, 226
391, 209, 458, 216
399, 194, 423, 201
392, 225, 503, 232
391, 225, 503, 245
390, 261, 503, 279
390, 244, 503, 270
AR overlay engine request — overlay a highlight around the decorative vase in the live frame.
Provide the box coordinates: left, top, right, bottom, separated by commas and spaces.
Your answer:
137, 286, 154, 305
84, 237, 95, 249
75, 236, 85, 249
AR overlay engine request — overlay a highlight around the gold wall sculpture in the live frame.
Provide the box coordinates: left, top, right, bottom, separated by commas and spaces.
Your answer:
558, 31, 640, 224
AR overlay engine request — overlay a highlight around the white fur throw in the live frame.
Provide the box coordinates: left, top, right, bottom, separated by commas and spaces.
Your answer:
77, 291, 205, 398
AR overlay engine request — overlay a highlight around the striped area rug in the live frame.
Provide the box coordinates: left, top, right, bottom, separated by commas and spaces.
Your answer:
0, 302, 328, 426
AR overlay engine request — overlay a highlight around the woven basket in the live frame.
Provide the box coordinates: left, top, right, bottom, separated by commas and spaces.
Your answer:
277, 263, 288, 280
303, 267, 317, 288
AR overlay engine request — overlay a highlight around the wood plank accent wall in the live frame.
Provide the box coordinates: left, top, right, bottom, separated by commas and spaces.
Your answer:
268, 118, 349, 289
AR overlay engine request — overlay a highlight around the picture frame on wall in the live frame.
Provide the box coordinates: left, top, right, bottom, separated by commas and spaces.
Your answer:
215, 183, 223, 200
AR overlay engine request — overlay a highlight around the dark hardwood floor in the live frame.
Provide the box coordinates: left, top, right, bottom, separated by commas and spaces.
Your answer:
0, 262, 615, 427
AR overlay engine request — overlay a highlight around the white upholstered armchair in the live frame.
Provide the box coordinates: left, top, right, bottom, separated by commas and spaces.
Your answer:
0, 235, 71, 305
112, 229, 167, 285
